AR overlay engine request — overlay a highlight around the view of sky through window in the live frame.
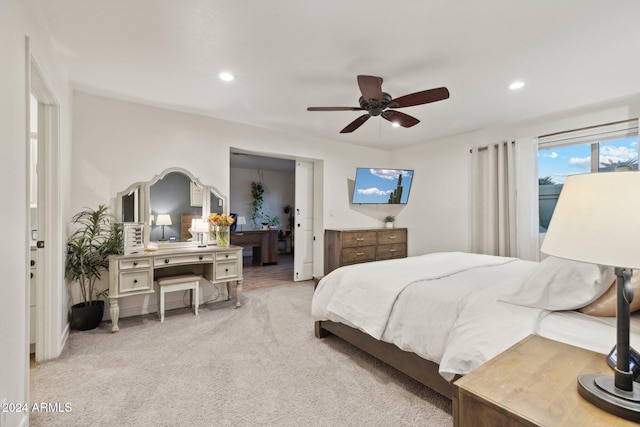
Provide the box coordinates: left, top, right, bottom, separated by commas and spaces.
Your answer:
538, 137, 638, 184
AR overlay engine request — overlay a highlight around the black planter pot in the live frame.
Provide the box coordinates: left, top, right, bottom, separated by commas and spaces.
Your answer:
70, 300, 104, 331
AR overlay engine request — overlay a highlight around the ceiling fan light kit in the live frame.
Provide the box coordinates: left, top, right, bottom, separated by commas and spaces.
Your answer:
307, 75, 449, 133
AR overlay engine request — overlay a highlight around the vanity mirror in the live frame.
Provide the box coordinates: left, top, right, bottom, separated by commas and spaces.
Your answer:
116, 167, 226, 247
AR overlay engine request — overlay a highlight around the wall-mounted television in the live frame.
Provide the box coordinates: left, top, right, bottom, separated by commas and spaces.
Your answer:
352, 168, 414, 204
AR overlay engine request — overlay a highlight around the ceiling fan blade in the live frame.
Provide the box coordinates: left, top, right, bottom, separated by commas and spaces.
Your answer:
340, 114, 371, 133
307, 106, 364, 111
357, 75, 383, 102
381, 110, 420, 128
390, 87, 450, 108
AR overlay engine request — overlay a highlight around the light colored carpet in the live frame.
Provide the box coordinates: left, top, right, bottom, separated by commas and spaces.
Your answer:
30, 282, 452, 426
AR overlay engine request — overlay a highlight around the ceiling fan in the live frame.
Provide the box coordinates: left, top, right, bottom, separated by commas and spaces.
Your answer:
307, 75, 449, 133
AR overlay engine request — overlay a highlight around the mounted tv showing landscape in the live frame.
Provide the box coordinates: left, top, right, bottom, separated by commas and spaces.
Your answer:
352, 168, 414, 204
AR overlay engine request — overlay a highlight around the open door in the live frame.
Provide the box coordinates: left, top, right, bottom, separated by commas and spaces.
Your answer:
29, 52, 61, 362
294, 161, 313, 281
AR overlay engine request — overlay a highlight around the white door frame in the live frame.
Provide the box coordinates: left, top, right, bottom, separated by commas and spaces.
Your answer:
27, 40, 64, 364
294, 160, 314, 281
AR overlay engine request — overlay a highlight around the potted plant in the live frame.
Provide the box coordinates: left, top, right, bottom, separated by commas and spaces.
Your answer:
65, 205, 122, 330
383, 215, 396, 229
265, 214, 281, 230
250, 181, 265, 229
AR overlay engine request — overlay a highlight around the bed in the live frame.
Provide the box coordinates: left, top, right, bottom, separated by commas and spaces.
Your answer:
312, 252, 640, 399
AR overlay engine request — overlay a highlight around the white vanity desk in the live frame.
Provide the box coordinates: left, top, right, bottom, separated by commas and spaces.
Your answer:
108, 244, 243, 332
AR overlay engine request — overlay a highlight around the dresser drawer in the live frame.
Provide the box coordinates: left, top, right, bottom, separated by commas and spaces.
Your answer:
215, 261, 239, 281
341, 245, 377, 265
119, 257, 152, 270
119, 270, 153, 292
324, 228, 408, 275
376, 243, 407, 260
154, 253, 213, 267
377, 229, 407, 245
215, 251, 238, 262
341, 231, 377, 247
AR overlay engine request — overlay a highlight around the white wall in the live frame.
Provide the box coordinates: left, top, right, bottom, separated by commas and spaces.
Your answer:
72, 91, 390, 316
1, 0, 72, 425
392, 93, 640, 257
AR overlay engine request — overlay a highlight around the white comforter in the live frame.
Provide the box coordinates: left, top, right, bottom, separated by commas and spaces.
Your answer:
312, 252, 545, 380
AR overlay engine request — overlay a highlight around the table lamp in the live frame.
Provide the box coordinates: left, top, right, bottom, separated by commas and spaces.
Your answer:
237, 216, 246, 232
193, 218, 210, 247
541, 171, 640, 421
156, 214, 172, 241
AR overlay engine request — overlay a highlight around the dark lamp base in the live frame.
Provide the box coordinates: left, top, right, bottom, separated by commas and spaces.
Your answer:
578, 373, 640, 421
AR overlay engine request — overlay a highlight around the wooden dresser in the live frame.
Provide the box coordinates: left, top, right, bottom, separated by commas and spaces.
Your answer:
324, 228, 407, 274
453, 335, 637, 426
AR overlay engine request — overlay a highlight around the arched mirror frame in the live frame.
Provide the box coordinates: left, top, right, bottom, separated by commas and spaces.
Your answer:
115, 167, 227, 248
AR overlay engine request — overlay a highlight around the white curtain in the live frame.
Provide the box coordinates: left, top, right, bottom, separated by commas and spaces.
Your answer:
470, 138, 539, 261
514, 137, 539, 261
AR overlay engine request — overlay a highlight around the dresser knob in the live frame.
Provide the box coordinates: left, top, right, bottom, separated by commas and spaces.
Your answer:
199, 255, 203, 260
164, 259, 170, 264
133, 279, 138, 284
133, 261, 138, 266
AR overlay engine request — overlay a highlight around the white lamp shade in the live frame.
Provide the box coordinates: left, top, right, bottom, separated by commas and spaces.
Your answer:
156, 214, 172, 226
541, 171, 640, 269
237, 216, 246, 225
193, 218, 210, 233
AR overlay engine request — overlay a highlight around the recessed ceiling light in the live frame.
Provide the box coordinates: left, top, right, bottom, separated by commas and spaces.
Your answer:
392, 122, 400, 128
509, 81, 525, 90
218, 72, 235, 82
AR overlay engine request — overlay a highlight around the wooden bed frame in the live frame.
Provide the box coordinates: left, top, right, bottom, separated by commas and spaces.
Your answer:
315, 320, 456, 399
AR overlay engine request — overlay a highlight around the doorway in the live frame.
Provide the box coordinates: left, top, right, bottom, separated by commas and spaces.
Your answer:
229, 150, 319, 284
28, 54, 61, 362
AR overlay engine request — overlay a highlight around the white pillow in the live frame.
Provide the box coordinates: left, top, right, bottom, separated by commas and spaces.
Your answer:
499, 256, 614, 310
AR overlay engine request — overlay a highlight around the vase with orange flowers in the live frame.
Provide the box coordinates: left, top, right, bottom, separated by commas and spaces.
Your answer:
208, 213, 235, 247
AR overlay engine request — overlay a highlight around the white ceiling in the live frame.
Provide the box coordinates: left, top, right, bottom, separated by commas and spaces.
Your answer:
39, 0, 640, 150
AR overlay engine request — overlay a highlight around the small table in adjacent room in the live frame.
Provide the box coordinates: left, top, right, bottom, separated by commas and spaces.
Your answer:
230, 230, 278, 265
453, 334, 637, 426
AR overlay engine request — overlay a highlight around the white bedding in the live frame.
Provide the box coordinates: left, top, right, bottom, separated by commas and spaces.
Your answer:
319, 252, 519, 339
312, 252, 640, 381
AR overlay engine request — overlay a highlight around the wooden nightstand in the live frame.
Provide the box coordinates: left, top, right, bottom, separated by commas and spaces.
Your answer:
453, 335, 637, 426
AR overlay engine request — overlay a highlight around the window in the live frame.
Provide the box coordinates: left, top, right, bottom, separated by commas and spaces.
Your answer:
538, 121, 638, 232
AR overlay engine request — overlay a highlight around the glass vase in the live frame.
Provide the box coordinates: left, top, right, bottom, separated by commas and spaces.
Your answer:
210, 226, 216, 244
217, 225, 230, 247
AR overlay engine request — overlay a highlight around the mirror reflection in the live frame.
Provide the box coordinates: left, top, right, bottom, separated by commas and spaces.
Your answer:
210, 189, 223, 217
121, 186, 140, 222
116, 167, 226, 247
149, 171, 203, 242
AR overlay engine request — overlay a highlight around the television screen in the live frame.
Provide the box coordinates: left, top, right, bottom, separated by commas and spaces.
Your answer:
352, 168, 414, 204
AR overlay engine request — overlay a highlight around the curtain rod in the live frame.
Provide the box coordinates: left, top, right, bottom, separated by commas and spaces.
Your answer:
469, 140, 514, 154
538, 118, 637, 139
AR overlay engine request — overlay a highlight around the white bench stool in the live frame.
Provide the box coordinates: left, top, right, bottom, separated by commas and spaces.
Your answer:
155, 275, 201, 322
